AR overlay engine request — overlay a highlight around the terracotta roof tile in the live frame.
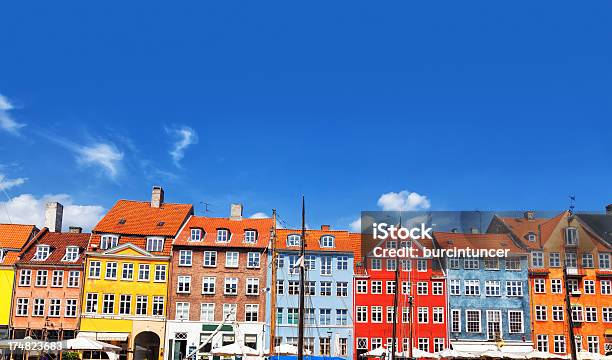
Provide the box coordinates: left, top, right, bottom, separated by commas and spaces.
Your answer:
494, 213, 565, 250
174, 216, 274, 248
433, 232, 523, 253
93, 200, 193, 237
276, 228, 355, 253
1, 251, 20, 266
88, 234, 173, 256
18, 228, 90, 266
0, 224, 38, 249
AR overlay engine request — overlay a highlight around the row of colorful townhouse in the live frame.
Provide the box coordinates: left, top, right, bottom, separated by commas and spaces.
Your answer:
1, 187, 612, 360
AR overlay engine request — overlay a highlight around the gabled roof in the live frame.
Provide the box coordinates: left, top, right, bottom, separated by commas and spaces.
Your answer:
87, 234, 173, 256
433, 232, 523, 253
276, 228, 355, 253
18, 228, 90, 266
490, 212, 565, 250
0, 224, 38, 249
93, 200, 193, 237
173, 216, 274, 248
577, 214, 612, 247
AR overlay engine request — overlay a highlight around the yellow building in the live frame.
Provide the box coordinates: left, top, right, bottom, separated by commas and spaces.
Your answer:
79, 187, 193, 360
0, 224, 38, 339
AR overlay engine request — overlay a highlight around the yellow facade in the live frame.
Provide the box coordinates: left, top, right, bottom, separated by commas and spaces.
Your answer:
80, 244, 170, 360
0, 267, 14, 326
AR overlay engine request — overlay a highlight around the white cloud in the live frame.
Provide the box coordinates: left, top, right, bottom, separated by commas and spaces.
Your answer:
0, 193, 105, 231
76, 143, 124, 178
349, 217, 361, 232
377, 190, 431, 211
250, 212, 269, 219
166, 125, 198, 166
0, 174, 27, 191
0, 93, 26, 136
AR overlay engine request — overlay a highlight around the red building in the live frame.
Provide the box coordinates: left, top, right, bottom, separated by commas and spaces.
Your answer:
353, 234, 447, 359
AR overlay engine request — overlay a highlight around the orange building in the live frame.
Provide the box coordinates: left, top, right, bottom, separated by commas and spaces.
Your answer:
489, 211, 612, 355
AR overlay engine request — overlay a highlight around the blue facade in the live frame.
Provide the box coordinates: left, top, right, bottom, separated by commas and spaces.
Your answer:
445, 255, 532, 345
266, 246, 354, 359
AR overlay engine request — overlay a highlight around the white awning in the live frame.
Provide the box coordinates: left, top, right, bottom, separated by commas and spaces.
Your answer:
78, 332, 129, 341
450, 341, 534, 354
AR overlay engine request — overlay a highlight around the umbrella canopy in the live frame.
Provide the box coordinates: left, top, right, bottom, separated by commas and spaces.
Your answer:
0, 337, 48, 350
363, 346, 390, 358
272, 344, 311, 355
398, 348, 438, 359
577, 351, 603, 360
60, 338, 121, 352
435, 348, 475, 359
482, 350, 507, 359
211, 343, 259, 356
524, 350, 568, 359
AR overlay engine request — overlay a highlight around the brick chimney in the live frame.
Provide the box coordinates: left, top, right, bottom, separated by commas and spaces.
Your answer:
69, 226, 83, 233
230, 204, 243, 220
321, 225, 330, 231
151, 186, 164, 208
606, 204, 612, 216
524, 211, 535, 220
45, 202, 63, 232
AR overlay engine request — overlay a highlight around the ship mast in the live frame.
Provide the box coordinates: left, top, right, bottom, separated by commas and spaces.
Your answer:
298, 197, 306, 360
269, 209, 278, 354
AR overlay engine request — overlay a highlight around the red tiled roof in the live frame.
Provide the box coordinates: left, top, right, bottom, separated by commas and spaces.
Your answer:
87, 234, 173, 256
495, 212, 564, 250
93, 200, 193, 237
0, 224, 37, 249
18, 228, 90, 266
433, 232, 523, 253
174, 216, 274, 248
276, 228, 355, 253
1, 252, 20, 266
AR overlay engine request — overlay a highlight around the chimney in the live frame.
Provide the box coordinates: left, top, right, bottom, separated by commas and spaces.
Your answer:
45, 202, 63, 232
230, 203, 243, 220
524, 211, 535, 220
470, 227, 479, 234
451, 228, 458, 233
321, 225, 330, 231
151, 186, 164, 208
69, 226, 83, 234
606, 204, 612, 216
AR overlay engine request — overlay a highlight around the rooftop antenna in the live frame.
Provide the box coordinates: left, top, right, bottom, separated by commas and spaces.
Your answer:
569, 195, 576, 215
199, 201, 213, 214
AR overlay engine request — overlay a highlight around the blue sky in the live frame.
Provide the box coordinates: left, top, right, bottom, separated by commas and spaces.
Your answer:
0, 1, 611, 231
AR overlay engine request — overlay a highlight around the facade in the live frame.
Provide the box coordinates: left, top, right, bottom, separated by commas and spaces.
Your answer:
490, 210, 612, 355
353, 234, 447, 359
0, 223, 38, 339
80, 187, 193, 360
267, 227, 355, 359
166, 205, 273, 360
434, 232, 532, 353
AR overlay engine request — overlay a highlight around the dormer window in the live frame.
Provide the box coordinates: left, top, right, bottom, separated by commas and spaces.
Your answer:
100, 235, 119, 250
287, 235, 301, 247
320, 235, 335, 248
566, 227, 578, 246
190, 228, 202, 242
62, 246, 79, 262
527, 233, 537, 242
216, 229, 230, 243
146, 237, 164, 252
244, 230, 257, 244
33, 245, 51, 261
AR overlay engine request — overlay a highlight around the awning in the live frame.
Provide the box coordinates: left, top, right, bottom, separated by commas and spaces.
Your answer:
78, 332, 129, 341
450, 340, 534, 354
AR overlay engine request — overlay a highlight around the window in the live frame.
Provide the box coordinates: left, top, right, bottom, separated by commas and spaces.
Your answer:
356, 306, 368, 322
85, 293, 98, 313
33, 299, 45, 316
534, 278, 546, 293
465, 280, 480, 296
177, 276, 191, 293
584, 280, 595, 294
146, 237, 164, 252
582, 253, 594, 268
138, 264, 150, 281
432, 281, 443, 295
65, 299, 77, 317
63, 246, 79, 262
179, 250, 193, 266
337, 256, 348, 270
506, 281, 523, 296
371, 306, 382, 323
505, 257, 521, 270
433, 307, 444, 323
484, 258, 499, 270
190, 228, 202, 242
35, 270, 48, 287
385, 280, 396, 294
417, 282, 428, 295
322, 337, 333, 355
287, 235, 301, 247
89, 261, 101, 278
338, 338, 348, 356
418, 338, 429, 352
535, 305, 547, 321
356, 280, 367, 293
136, 296, 148, 315
275, 280, 284, 295
225, 252, 239, 267
385, 258, 396, 271
449, 258, 460, 269
336, 282, 348, 297
387, 306, 395, 323
508, 311, 524, 333
19, 269, 31, 286
552, 306, 564, 321
176, 302, 190, 320
551, 279, 562, 293
572, 305, 584, 322
401, 259, 412, 271
484, 280, 500, 296
67, 271, 80, 287
105, 262, 118, 279
320, 235, 334, 248
466, 310, 481, 332
434, 338, 445, 353
417, 259, 427, 272
100, 235, 118, 250
287, 308, 298, 324
152, 296, 164, 316
336, 309, 348, 325
528, 233, 537, 242
537, 335, 549, 352
587, 336, 599, 353
585, 307, 597, 322
49, 299, 61, 317
121, 263, 134, 280
244, 304, 258, 322
550, 253, 561, 267
450, 310, 460, 333
314, 308, 330, 325
225, 277, 238, 295
602, 280, 612, 295
371, 258, 381, 270
402, 281, 411, 295
599, 253, 611, 269
532, 251, 544, 267
16, 298, 29, 316
203, 251, 217, 267
102, 294, 115, 314
554, 335, 566, 354
52, 270, 64, 287
565, 252, 577, 268
244, 230, 257, 243
450, 279, 460, 295
119, 294, 132, 315
418, 307, 428, 323
247, 252, 260, 268
464, 259, 479, 270
201, 277, 216, 294
304, 281, 315, 296
216, 229, 230, 242
321, 256, 332, 275
246, 278, 259, 295
604, 308, 612, 322
33, 245, 51, 261
288, 280, 299, 295
154, 264, 167, 281
371, 280, 382, 294
566, 227, 578, 246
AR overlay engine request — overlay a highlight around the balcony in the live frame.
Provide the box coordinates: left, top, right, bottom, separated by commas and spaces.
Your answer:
596, 269, 612, 278
570, 290, 582, 297
565, 268, 586, 277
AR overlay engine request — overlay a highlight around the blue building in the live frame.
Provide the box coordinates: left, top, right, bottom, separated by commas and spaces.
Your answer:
434, 232, 533, 353
265, 227, 355, 359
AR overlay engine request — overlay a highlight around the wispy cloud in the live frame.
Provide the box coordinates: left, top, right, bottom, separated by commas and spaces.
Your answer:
0, 173, 27, 191
250, 212, 269, 219
76, 143, 124, 178
166, 125, 198, 166
0, 93, 26, 136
